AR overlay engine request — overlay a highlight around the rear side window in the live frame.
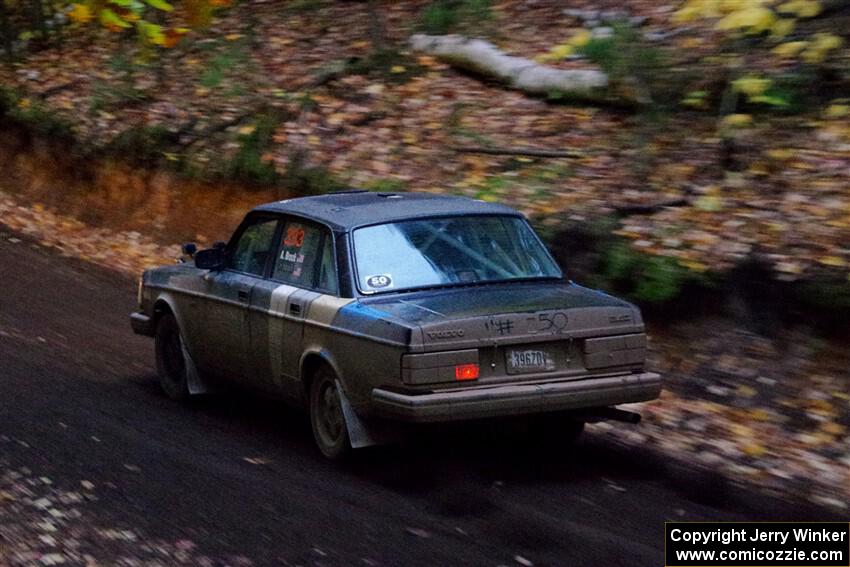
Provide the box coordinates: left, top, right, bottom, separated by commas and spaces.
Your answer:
273, 221, 338, 294
228, 218, 279, 276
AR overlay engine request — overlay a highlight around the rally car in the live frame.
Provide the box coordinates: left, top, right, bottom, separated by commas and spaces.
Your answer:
131, 191, 661, 458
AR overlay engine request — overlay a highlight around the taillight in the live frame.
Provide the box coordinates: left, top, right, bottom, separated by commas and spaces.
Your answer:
455, 364, 479, 381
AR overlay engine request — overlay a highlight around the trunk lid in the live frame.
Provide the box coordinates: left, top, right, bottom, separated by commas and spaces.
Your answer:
359, 282, 644, 351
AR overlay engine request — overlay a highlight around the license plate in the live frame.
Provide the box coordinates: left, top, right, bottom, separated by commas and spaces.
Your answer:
506, 349, 555, 374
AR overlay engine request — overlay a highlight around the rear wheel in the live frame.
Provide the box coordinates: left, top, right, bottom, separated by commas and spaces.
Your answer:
309, 365, 351, 459
154, 313, 190, 401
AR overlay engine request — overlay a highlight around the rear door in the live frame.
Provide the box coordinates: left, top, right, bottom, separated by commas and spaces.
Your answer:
196, 214, 281, 384
249, 218, 339, 398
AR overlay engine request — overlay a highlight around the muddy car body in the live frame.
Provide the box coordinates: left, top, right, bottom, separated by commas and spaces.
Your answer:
131, 191, 661, 457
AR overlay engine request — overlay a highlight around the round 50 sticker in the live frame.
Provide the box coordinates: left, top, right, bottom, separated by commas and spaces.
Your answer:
366, 274, 393, 289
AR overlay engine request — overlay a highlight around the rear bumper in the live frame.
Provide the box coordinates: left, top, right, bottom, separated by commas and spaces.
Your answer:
130, 312, 155, 336
371, 372, 661, 423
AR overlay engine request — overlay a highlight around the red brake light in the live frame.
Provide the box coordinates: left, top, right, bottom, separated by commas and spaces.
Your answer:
455, 364, 479, 381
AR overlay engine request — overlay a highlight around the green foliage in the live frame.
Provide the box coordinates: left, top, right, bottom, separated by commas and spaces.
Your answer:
105, 125, 174, 166
633, 255, 689, 303
602, 240, 714, 303
200, 43, 251, 89
796, 279, 850, 311
89, 80, 150, 113
3, 93, 74, 139
419, 0, 492, 35
107, 53, 135, 75
225, 114, 278, 185
363, 178, 406, 192
287, 0, 325, 13
347, 48, 422, 83
580, 24, 668, 105
282, 161, 344, 196
420, 2, 457, 34
200, 65, 224, 88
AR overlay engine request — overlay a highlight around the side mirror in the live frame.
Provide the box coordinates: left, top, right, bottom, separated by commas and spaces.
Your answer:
181, 242, 198, 258
194, 247, 225, 270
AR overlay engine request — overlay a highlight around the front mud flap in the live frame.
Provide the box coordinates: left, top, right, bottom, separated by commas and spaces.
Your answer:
337, 380, 402, 449
181, 339, 214, 395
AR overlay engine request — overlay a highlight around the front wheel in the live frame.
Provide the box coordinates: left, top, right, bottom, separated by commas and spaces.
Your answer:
154, 313, 190, 401
309, 366, 351, 460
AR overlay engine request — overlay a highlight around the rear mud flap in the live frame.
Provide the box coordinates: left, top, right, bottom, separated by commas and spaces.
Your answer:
337, 380, 402, 449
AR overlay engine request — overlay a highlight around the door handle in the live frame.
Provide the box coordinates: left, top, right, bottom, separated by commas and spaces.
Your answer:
289, 303, 301, 315
237, 289, 249, 302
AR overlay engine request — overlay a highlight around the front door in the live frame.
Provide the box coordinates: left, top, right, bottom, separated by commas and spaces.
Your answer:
196, 215, 280, 384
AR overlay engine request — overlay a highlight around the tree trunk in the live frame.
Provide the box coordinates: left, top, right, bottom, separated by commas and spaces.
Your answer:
0, 1, 13, 61
410, 34, 609, 99
30, 0, 47, 41
366, 0, 385, 53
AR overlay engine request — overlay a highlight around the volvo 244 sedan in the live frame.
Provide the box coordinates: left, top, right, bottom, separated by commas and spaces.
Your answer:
131, 191, 661, 458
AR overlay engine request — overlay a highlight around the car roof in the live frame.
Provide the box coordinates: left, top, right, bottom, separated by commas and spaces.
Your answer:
252, 190, 522, 231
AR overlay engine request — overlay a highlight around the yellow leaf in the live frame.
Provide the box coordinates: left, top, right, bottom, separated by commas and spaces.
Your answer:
733, 75, 771, 97
772, 40, 808, 58
778, 0, 821, 18
818, 255, 846, 267
237, 125, 256, 136
742, 443, 766, 457
68, 3, 93, 24
721, 113, 752, 128
766, 148, 793, 159
390, 65, 406, 74
225, 33, 242, 41
568, 29, 592, 48
673, 5, 700, 23
17, 98, 31, 109
715, 6, 775, 34
679, 259, 709, 272
812, 32, 843, 51
737, 385, 757, 398
326, 113, 345, 125
748, 408, 772, 422
825, 104, 849, 118
770, 18, 794, 39
673, 0, 720, 23
542, 43, 574, 61
821, 422, 846, 436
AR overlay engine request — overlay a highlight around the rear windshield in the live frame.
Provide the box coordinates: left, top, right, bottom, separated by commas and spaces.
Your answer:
352, 215, 561, 294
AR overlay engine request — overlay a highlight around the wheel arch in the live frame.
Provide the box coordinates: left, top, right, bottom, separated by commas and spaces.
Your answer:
300, 348, 346, 400
151, 294, 192, 351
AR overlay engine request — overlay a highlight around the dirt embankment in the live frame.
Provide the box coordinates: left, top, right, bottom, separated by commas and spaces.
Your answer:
0, 121, 278, 248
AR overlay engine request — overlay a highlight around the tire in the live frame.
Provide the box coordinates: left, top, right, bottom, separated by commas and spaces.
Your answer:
154, 313, 190, 401
309, 365, 351, 460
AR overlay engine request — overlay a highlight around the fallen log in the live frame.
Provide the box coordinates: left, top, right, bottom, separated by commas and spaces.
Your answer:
410, 34, 608, 98
613, 198, 690, 215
